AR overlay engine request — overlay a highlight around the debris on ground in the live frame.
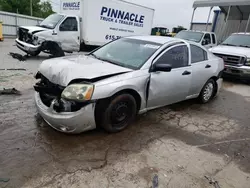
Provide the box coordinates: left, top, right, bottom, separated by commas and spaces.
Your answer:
234, 152, 246, 158
0, 88, 21, 95
152, 174, 159, 188
0, 178, 10, 183
205, 176, 221, 188
9, 52, 27, 61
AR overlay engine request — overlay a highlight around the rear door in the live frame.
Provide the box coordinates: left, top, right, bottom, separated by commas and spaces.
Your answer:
188, 44, 213, 97
147, 44, 192, 109
57, 16, 80, 52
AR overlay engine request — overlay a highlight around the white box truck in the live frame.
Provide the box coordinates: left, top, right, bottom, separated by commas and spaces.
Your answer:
15, 0, 154, 57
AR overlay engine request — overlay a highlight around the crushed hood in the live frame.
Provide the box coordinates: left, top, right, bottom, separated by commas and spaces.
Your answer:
210, 45, 250, 58
38, 55, 132, 86
20, 26, 49, 34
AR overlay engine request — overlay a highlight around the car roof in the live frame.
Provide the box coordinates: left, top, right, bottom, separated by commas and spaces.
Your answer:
126, 35, 182, 45
126, 35, 206, 48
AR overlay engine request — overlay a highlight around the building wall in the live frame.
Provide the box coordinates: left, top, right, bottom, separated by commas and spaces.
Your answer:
191, 23, 213, 32
0, 11, 43, 37
212, 10, 250, 43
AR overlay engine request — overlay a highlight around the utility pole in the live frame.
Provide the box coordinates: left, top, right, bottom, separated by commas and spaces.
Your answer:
30, 0, 33, 16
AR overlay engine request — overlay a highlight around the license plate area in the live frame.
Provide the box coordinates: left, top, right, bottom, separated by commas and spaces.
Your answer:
224, 68, 242, 74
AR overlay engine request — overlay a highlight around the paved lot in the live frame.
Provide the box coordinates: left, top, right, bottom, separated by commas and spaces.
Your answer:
0, 39, 250, 188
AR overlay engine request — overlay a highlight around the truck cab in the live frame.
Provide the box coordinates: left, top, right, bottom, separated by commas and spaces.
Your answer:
151, 27, 169, 36
16, 13, 81, 57
210, 33, 250, 81
175, 30, 217, 48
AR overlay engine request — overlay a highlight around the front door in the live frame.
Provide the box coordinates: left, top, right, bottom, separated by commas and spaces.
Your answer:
147, 44, 192, 109
57, 16, 80, 52
202, 33, 213, 49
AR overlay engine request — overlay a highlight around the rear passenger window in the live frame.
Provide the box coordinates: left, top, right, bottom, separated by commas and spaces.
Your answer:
212, 34, 216, 44
191, 44, 208, 63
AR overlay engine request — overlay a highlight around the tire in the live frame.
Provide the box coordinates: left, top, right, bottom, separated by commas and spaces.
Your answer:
43, 41, 65, 57
101, 94, 137, 133
199, 79, 217, 103
30, 50, 41, 56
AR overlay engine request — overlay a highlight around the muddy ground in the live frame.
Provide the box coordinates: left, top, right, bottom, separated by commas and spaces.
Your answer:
0, 39, 250, 188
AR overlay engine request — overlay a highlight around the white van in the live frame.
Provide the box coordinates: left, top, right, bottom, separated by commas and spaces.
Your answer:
15, 0, 154, 56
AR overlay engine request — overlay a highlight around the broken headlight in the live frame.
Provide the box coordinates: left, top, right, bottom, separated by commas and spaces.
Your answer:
61, 84, 94, 101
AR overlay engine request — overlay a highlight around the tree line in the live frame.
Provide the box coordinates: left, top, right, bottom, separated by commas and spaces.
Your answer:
0, 0, 54, 18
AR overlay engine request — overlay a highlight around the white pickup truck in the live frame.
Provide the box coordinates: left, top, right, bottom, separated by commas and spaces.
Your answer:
15, 0, 154, 57
210, 33, 250, 81
175, 30, 217, 49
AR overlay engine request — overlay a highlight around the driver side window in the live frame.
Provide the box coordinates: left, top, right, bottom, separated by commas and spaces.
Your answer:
155, 45, 189, 69
203, 34, 211, 44
60, 17, 78, 31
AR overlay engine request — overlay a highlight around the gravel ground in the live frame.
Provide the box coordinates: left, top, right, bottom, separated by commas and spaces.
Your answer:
0, 39, 250, 188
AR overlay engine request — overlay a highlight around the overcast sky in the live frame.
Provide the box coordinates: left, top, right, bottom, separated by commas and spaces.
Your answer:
51, 0, 215, 29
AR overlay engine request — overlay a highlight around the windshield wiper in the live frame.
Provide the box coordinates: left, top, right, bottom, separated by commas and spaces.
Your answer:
89, 54, 128, 68
89, 54, 101, 60
101, 58, 122, 66
221, 43, 236, 46
238, 45, 250, 48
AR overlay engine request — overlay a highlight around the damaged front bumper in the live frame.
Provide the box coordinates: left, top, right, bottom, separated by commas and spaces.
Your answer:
15, 38, 41, 54
34, 92, 97, 133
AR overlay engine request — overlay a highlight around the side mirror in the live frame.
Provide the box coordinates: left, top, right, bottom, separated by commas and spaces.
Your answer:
152, 64, 172, 72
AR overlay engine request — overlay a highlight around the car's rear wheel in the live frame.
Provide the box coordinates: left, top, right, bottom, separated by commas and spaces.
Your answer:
101, 94, 137, 133
199, 79, 216, 103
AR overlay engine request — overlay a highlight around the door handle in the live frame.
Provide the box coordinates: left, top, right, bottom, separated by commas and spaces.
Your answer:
182, 70, 191, 75
205, 64, 211, 68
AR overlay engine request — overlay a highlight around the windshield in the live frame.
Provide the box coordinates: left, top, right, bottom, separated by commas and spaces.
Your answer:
158, 28, 168, 34
222, 34, 250, 47
175, 31, 204, 42
40, 14, 64, 29
91, 38, 161, 70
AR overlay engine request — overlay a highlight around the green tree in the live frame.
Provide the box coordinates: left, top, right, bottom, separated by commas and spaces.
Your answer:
35, 1, 54, 18
0, 0, 54, 18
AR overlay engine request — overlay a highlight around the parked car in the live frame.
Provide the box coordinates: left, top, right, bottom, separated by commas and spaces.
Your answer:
175, 30, 217, 48
15, 0, 154, 57
210, 33, 250, 82
34, 36, 224, 134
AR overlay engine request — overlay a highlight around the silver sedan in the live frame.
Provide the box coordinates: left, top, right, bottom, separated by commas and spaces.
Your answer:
34, 36, 224, 133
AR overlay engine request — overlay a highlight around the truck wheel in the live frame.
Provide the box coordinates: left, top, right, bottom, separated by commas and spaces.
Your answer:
199, 79, 216, 103
30, 50, 41, 56
101, 94, 137, 133
51, 43, 65, 57
43, 41, 65, 57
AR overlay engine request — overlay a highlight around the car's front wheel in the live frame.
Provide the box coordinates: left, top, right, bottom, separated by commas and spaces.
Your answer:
199, 79, 217, 103
101, 94, 137, 133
